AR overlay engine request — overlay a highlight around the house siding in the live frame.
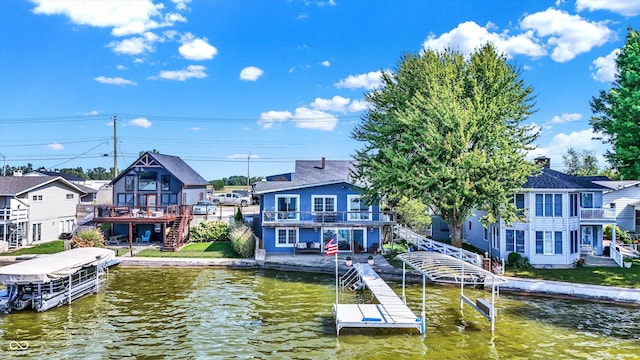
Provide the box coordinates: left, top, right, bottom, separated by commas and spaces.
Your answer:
22, 182, 81, 244
603, 185, 640, 231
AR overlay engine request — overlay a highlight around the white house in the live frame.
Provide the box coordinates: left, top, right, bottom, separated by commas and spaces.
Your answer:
594, 180, 640, 233
0, 175, 86, 248
464, 158, 616, 268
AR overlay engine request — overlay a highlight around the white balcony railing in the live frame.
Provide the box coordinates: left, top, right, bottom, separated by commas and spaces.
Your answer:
0, 207, 28, 222
394, 226, 482, 267
579, 207, 616, 222
261, 210, 396, 224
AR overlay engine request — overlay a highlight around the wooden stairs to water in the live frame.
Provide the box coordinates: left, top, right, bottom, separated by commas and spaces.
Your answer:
162, 215, 190, 252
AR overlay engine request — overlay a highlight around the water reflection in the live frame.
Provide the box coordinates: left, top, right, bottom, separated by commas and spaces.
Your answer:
0, 268, 638, 359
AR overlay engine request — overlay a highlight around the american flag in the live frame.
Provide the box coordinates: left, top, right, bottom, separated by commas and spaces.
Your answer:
325, 235, 338, 256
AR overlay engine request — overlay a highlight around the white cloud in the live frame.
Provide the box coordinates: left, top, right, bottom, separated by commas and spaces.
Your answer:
151, 65, 207, 81
296, 13, 308, 20
591, 48, 620, 82
310, 96, 350, 112
548, 113, 583, 124
347, 99, 370, 112
116, 64, 127, 70
129, 117, 152, 128
258, 110, 292, 129
107, 35, 156, 55
335, 71, 385, 90
240, 66, 264, 81
423, 21, 546, 59
172, 0, 192, 11
228, 153, 259, 159
80, 110, 99, 115
179, 34, 218, 60
291, 107, 338, 131
321, 60, 331, 67
46, 143, 64, 151
520, 8, 613, 63
187, 127, 201, 131
528, 128, 610, 168
31, 0, 167, 36
94, 76, 137, 86
133, 58, 144, 63
576, 0, 640, 16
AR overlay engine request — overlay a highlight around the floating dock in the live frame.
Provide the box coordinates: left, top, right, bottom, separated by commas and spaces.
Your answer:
335, 263, 423, 335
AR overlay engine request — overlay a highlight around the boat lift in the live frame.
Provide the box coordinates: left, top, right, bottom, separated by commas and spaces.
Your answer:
396, 251, 508, 333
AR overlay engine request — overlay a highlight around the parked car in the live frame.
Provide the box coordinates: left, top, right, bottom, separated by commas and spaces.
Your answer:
211, 193, 250, 207
193, 200, 217, 215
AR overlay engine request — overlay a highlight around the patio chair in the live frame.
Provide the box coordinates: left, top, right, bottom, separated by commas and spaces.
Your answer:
141, 230, 151, 243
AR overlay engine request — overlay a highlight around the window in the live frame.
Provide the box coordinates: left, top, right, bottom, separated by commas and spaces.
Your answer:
275, 228, 297, 247
276, 195, 299, 220
117, 193, 135, 206
505, 229, 525, 253
535, 193, 562, 217
570, 230, 579, 254
161, 193, 178, 205
581, 193, 594, 208
514, 193, 525, 216
32, 223, 41, 242
138, 171, 157, 191
348, 195, 371, 221
536, 231, 562, 255
66, 194, 74, 199
492, 227, 499, 250
161, 175, 170, 191
311, 195, 336, 212
32, 195, 43, 201
125, 176, 135, 191
570, 194, 579, 217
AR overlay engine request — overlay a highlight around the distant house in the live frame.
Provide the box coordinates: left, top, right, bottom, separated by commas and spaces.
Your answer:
24, 169, 98, 202
464, 157, 616, 268
594, 180, 640, 233
253, 158, 396, 255
92, 152, 208, 251
0, 175, 86, 248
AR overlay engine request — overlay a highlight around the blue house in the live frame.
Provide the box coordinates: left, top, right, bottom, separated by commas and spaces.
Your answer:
253, 158, 396, 254
93, 152, 208, 251
463, 157, 617, 268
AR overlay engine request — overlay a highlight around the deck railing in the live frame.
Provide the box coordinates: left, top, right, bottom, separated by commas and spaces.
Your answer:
394, 226, 483, 267
93, 205, 180, 220
0, 207, 28, 222
261, 210, 396, 224
580, 207, 616, 222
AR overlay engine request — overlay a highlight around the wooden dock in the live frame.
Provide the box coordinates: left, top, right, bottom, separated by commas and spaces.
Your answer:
335, 263, 423, 335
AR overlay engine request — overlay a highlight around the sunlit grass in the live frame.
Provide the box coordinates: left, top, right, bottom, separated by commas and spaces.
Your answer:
0, 240, 65, 256
135, 241, 241, 258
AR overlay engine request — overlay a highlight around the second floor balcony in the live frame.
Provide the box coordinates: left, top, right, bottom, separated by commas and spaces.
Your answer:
92, 205, 187, 224
580, 207, 616, 223
261, 210, 396, 228
0, 207, 28, 222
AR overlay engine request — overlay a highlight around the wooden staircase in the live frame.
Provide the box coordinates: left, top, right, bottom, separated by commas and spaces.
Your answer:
162, 209, 191, 251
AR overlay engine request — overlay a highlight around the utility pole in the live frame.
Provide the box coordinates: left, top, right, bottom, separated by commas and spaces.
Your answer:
247, 151, 251, 191
113, 115, 118, 178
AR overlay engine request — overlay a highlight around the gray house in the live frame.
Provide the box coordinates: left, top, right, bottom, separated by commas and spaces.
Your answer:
93, 152, 208, 251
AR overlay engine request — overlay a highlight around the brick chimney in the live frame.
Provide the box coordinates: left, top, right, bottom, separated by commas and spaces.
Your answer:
534, 156, 550, 168
321, 157, 325, 169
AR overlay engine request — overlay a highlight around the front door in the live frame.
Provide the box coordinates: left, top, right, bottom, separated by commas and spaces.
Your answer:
581, 226, 593, 251
353, 229, 366, 253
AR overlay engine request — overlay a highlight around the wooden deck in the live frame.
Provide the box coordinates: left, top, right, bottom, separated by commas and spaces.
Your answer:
335, 263, 423, 335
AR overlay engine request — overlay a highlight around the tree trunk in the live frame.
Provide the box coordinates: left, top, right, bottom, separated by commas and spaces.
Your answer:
449, 223, 463, 248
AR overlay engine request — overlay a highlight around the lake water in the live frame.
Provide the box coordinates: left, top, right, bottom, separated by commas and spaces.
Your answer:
1, 267, 639, 359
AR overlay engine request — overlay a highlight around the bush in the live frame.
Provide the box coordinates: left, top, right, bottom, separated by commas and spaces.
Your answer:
234, 205, 243, 224
191, 221, 230, 242
71, 228, 104, 248
507, 252, 522, 266
230, 224, 255, 258
513, 257, 531, 269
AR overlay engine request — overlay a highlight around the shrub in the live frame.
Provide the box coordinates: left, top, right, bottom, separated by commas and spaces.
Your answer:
230, 224, 255, 258
574, 257, 586, 267
191, 221, 230, 242
71, 228, 104, 248
513, 257, 531, 269
234, 205, 243, 224
507, 252, 521, 266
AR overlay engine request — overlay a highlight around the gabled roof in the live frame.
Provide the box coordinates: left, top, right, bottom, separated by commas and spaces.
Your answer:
0, 176, 87, 196
521, 168, 609, 190
112, 152, 208, 186
25, 170, 85, 182
254, 159, 358, 194
592, 180, 640, 191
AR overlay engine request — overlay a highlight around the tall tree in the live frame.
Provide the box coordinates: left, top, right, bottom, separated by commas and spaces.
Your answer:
562, 148, 600, 176
590, 28, 640, 179
352, 44, 538, 247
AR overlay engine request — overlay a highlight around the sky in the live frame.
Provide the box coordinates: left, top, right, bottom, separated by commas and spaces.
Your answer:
0, 0, 639, 181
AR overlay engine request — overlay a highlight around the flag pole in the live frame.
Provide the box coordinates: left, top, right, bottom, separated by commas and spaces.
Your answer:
335, 250, 338, 309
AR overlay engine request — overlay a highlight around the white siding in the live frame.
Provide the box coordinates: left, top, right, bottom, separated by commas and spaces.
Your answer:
603, 185, 640, 231
26, 182, 81, 244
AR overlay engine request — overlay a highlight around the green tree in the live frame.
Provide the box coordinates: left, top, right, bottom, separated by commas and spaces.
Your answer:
59, 167, 87, 179
390, 196, 431, 234
352, 44, 538, 247
211, 179, 225, 191
590, 28, 640, 179
562, 148, 599, 176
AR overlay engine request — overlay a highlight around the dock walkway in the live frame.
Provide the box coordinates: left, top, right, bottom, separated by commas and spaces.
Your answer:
335, 263, 422, 335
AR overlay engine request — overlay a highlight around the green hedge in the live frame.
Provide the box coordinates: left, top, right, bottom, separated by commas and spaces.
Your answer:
191, 221, 231, 242
230, 224, 255, 258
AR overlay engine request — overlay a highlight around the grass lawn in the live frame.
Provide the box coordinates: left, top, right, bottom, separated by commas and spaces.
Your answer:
505, 257, 640, 288
135, 241, 241, 258
0, 240, 65, 256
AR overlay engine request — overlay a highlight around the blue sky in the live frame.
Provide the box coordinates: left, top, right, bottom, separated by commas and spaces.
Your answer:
1, 0, 638, 181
